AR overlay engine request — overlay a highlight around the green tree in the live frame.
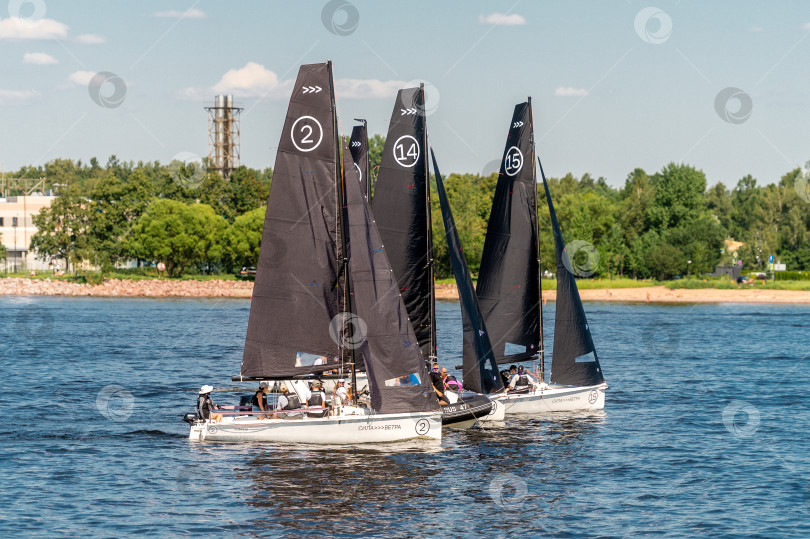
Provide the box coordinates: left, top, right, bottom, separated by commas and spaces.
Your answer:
129, 200, 227, 277
223, 206, 266, 271
30, 190, 90, 271
647, 163, 707, 232
87, 170, 154, 271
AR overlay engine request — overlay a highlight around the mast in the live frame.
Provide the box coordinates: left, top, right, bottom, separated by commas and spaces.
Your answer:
331, 61, 358, 405
423, 83, 437, 364
529, 97, 545, 382
361, 118, 370, 200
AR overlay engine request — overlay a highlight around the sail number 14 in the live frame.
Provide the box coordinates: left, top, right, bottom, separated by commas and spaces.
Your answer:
393, 135, 420, 168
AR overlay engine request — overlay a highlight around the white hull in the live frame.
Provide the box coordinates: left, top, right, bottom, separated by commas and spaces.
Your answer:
478, 396, 506, 421
498, 383, 607, 414
189, 407, 442, 444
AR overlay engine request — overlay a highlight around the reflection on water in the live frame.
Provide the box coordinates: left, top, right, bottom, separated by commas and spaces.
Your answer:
235, 412, 608, 537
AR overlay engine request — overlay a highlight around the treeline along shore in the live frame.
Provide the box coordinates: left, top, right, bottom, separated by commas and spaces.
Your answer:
4, 278, 810, 303
4, 149, 810, 282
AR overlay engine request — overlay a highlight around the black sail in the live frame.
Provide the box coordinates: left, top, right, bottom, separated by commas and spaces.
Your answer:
371, 87, 434, 358
475, 102, 541, 365
241, 62, 344, 378
431, 150, 503, 395
349, 122, 370, 199
343, 143, 439, 413
541, 167, 605, 386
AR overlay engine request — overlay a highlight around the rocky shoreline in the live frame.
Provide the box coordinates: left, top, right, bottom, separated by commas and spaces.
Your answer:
2, 278, 809, 303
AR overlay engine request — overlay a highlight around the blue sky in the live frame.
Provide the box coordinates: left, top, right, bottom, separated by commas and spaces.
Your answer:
1, 0, 808, 187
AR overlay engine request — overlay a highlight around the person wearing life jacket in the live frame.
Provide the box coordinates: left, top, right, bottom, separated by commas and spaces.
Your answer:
252, 381, 269, 419
440, 367, 463, 393
508, 365, 536, 390
307, 380, 328, 418
273, 386, 302, 419
196, 385, 223, 423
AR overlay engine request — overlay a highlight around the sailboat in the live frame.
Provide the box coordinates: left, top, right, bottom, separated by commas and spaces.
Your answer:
476, 99, 607, 413
371, 85, 499, 426
430, 150, 507, 408
349, 119, 371, 200
188, 62, 442, 443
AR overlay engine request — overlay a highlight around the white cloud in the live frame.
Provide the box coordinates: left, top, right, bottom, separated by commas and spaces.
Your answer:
68, 70, 96, 86
75, 33, 106, 44
23, 52, 57, 65
750, 26, 764, 32
212, 62, 280, 96
554, 87, 589, 97
335, 79, 406, 99
802, 22, 810, 30
478, 13, 526, 26
0, 17, 69, 40
179, 62, 405, 101
152, 9, 207, 19
0, 88, 40, 103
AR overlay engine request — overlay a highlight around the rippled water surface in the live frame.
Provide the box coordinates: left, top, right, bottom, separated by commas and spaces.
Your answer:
1, 296, 808, 537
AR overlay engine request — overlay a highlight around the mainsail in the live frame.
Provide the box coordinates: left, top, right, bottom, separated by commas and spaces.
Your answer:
343, 143, 439, 413
370, 86, 435, 359
349, 120, 370, 199
540, 161, 605, 386
431, 150, 503, 395
475, 101, 541, 365
241, 62, 344, 378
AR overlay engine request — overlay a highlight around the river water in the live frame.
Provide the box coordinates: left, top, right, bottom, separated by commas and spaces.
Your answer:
0, 296, 808, 537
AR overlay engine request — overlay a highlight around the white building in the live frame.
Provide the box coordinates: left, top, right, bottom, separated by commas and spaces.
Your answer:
0, 195, 58, 272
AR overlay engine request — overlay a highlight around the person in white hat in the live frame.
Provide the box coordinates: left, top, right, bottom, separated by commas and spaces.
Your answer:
334, 379, 348, 406
197, 385, 223, 423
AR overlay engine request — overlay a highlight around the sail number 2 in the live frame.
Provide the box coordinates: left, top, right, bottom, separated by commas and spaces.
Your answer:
504, 146, 523, 176
291, 116, 324, 152
393, 135, 420, 168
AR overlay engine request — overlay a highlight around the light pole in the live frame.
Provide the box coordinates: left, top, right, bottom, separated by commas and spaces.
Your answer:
687, 259, 692, 277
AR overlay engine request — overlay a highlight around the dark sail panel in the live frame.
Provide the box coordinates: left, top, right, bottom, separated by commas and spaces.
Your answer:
475, 102, 541, 365
431, 150, 503, 395
241, 62, 344, 378
371, 87, 433, 357
349, 122, 370, 199
344, 143, 439, 413
541, 168, 605, 386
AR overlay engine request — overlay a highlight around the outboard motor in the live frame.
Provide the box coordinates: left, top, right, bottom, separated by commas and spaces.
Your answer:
239, 395, 254, 409
182, 413, 197, 424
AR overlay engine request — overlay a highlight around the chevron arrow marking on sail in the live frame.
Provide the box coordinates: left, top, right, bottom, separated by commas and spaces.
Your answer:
400, 108, 417, 115
303, 86, 322, 94
513, 121, 524, 128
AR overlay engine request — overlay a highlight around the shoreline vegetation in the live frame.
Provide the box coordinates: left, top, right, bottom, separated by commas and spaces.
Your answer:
4, 276, 810, 303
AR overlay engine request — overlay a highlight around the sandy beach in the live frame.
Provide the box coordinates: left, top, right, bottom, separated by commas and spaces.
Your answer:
1, 278, 809, 303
